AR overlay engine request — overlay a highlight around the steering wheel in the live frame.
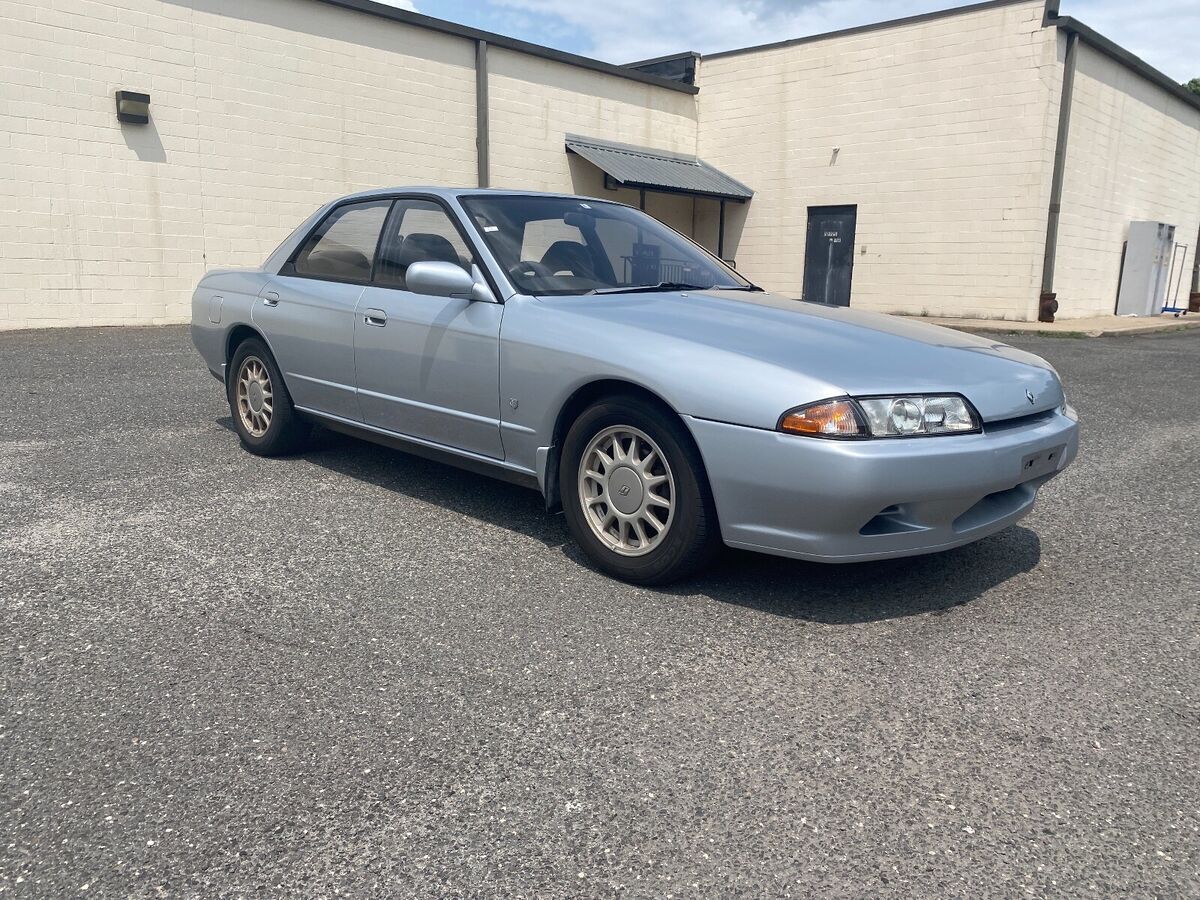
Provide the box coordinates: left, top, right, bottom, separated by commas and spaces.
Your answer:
509, 261, 555, 282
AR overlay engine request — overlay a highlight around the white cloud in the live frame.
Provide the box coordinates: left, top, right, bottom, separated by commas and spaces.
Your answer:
376, 0, 418, 10
1062, 0, 1198, 83
493, 0, 910, 63
491, 0, 1197, 82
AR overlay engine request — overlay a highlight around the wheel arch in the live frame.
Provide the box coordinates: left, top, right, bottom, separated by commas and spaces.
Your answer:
225, 323, 268, 367
543, 378, 695, 513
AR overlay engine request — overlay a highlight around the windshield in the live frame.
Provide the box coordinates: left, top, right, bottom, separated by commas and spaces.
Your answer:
459, 194, 753, 296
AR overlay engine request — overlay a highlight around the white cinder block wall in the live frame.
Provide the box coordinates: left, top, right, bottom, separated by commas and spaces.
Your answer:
486, 46, 700, 236
0, 0, 696, 330
1053, 40, 1200, 317
487, 48, 698, 193
3, 0, 1198, 329
0, 0, 478, 329
695, 0, 1061, 320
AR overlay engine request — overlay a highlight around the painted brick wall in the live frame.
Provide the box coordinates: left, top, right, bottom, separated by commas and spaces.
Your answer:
695, 0, 1061, 320
0, 0, 480, 329
1053, 41, 1200, 318
5, 0, 1196, 330
486, 46, 698, 199
0, 0, 700, 330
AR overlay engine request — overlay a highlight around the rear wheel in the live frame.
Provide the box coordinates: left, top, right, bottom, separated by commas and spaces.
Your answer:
227, 338, 309, 456
560, 395, 721, 585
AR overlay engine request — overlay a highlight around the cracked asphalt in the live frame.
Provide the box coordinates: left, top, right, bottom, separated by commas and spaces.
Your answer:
1, 325, 1197, 898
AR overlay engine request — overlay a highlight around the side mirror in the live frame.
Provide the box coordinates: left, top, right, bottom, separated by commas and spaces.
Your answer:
405, 261, 475, 298
405, 261, 497, 302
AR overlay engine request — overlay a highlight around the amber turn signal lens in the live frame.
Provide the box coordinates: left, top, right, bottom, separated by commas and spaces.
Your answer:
779, 399, 867, 438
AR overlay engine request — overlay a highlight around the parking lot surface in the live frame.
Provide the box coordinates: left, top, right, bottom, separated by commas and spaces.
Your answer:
2, 325, 1198, 898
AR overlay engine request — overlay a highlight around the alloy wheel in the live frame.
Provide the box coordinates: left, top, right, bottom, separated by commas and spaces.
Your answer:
236, 355, 273, 438
578, 425, 675, 557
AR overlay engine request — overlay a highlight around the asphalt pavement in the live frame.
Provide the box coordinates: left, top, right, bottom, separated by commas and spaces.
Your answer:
1, 326, 1197, 898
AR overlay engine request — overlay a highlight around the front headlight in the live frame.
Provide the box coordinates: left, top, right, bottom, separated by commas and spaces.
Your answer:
857, 395, 979, 436
778, 395, 981, 439
778, 399, 868, 438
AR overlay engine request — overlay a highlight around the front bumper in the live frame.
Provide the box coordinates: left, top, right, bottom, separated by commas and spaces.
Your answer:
685, 410, 1078, 563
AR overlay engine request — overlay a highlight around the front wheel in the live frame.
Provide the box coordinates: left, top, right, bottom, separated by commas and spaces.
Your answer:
227, 338, 309, 456
560, 396, 721, 585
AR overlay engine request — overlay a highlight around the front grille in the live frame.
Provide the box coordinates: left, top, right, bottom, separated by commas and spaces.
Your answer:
982, 407, 1058, 433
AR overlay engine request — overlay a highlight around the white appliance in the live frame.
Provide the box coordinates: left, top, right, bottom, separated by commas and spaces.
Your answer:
1116, 221, 1175, 316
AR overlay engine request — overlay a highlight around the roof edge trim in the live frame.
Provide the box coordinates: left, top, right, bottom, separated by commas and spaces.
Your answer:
1048, 15, 1200, 115
624, 51, 702, 68
311, 0, 699, 94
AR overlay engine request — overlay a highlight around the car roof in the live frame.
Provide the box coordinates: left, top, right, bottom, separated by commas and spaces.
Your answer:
335, 186, 617, 204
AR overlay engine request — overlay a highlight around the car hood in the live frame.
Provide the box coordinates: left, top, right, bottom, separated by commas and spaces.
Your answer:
539, 288, 1063, 423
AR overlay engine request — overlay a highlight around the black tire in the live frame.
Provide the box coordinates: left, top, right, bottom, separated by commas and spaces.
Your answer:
227, 337, 309, 456
560, 394, 721, 585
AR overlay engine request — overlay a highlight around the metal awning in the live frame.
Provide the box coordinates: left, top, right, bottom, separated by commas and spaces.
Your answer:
565, 135, 753, 201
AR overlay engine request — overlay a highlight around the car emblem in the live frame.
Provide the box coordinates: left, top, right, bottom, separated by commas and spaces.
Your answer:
1025, 389, 1036, 405
618, 484, 631, 496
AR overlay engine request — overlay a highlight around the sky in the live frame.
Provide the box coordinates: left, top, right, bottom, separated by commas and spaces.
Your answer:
376, 0, 1198, 83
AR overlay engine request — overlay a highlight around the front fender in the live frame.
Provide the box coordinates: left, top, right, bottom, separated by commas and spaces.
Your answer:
497, 295, 842, 479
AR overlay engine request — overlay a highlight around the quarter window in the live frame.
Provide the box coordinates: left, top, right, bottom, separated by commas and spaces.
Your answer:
292, 200, 391, 282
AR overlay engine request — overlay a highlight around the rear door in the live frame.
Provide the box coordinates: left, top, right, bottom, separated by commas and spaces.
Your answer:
354, 198, 505, 458
802, 205, 857, 307
254, 199, 391, 420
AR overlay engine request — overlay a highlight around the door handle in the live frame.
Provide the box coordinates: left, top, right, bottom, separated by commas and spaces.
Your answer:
363, 308, 387, 327
262, 291, 280, 307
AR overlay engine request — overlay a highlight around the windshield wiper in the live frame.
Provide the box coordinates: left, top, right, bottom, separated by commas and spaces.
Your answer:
590, 282, 729, 295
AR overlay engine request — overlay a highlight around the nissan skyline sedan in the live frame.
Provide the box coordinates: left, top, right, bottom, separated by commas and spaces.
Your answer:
190, 187, 1079, 584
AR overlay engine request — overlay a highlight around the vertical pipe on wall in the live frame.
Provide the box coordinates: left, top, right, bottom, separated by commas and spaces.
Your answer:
475, 40, 489, 188
1040, 31, 1078, 313
718, 200, 726, 260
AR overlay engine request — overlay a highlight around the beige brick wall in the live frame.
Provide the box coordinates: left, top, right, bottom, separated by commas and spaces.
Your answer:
486, 46, 698, 200
1053, 41, 1200, 318
0, 0, 700, 329
0, 0, 480, 329
695, 0, 1061, 320
5, 0, 1196, 330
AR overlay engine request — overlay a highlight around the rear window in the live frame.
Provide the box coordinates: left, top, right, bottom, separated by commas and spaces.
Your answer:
292, 200, 391, 282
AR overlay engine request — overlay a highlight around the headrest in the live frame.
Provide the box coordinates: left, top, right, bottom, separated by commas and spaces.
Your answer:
540, 241, 594, 277
396, 233, 460, 269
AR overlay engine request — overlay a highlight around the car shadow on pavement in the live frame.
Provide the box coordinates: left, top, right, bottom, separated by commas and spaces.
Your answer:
294, 424, 572, 550
273, 423, 1042, 625
673, 527, 1042, 624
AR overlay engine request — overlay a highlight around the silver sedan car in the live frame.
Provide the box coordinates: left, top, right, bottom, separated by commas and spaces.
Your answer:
191, 187, 1078, 584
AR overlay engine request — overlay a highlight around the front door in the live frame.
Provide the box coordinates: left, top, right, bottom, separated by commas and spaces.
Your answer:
803, 205, 857, 307
354, 198, 504, 459
254, 198, 392, 420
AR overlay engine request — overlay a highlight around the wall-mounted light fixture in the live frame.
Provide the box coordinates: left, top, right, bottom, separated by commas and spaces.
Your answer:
115, 90, 150, 124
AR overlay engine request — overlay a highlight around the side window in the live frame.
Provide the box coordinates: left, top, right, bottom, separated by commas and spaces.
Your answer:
291, 200, 391, 282
375, 200, 477, 290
